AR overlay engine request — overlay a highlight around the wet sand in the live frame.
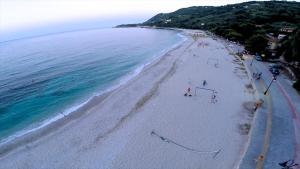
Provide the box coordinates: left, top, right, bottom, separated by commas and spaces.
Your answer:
0, 30, 254, 169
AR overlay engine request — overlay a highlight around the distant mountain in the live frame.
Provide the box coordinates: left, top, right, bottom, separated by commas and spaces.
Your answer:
143, 1, 300, 41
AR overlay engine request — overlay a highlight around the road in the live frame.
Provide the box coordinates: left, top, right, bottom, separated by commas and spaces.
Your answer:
240, 57, 300, 169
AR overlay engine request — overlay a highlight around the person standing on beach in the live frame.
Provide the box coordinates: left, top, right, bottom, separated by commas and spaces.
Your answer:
211, 92, 217, 103
187, 87, 192, 96
203, 80, 207, 86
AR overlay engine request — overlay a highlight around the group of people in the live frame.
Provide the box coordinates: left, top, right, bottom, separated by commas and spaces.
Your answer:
253, 72, 262, 80
211, 92, 217, 104
278, 159, 298, 169
184, 87, 192, 96
184, 80, 217, 103
197, 41, 209, 48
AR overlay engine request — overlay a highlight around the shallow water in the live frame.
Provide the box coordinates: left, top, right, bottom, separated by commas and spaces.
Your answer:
0, 28, 183, 142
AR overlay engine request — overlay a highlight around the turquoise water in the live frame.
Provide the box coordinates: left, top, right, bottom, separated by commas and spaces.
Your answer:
0, 28, 183, 142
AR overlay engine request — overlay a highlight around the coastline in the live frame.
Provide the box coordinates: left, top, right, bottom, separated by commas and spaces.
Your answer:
0, 29, 254, 169
0, 29, 186, 155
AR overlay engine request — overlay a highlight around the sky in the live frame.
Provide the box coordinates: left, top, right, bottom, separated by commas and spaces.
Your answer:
0, 0, 265, 31
0, 0, 296, 41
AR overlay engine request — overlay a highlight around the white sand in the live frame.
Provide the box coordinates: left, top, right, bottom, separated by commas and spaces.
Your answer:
0, 30, 254, 169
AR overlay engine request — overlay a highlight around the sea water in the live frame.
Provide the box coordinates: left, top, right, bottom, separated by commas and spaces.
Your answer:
0, 28, 184, 142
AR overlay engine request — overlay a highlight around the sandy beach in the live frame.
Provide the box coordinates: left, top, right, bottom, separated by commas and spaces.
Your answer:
0, 30, 255, 169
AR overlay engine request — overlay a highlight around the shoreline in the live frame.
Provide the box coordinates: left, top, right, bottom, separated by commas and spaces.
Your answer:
0, 29, 187, 156
0, 29, 254, 169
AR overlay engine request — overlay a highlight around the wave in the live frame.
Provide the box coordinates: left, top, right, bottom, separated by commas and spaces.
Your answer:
0, 31, 187, 146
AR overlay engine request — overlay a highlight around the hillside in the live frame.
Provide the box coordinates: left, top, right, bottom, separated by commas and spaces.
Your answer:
143, 1, 300, 42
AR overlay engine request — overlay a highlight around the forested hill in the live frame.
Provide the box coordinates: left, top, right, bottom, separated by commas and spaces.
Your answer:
143, 1, 300, 42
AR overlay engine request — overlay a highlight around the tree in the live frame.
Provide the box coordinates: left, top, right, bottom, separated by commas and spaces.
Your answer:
283, 29, 300, 62
293, 80, 300, 92
245, 35, 268, 54
224, 29, 244, 41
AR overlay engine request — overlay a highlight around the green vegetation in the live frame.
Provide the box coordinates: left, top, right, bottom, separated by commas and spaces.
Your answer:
142, 1, 300, 44
293, 80, 300, 92
245, 34, 268, 54
280, 29, 300, 63
116, 24, 140, 28
139, 1, 300, 58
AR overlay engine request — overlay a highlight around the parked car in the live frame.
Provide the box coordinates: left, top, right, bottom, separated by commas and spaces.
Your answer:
268, 63, 283, 70
269, 67, 280, 76
255, 55, 263, 61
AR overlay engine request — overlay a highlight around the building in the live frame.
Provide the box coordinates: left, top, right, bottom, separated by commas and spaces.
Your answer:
266, 34, 280, 58
280, 27, 295, 33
